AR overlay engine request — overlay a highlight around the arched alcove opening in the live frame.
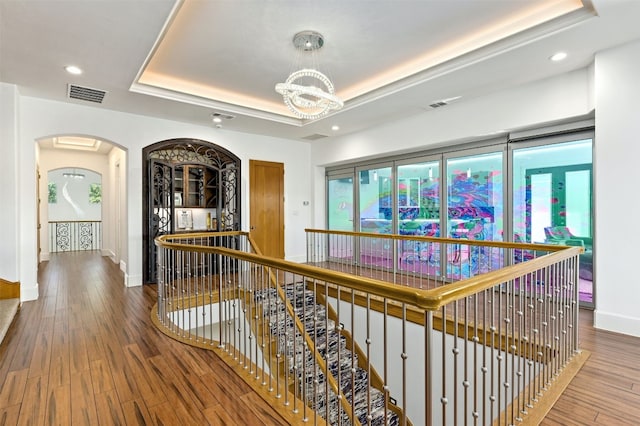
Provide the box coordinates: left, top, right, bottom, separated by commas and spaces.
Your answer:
46, 167, 102, 252
37, 135, 127, 267
142, 138, 241, 284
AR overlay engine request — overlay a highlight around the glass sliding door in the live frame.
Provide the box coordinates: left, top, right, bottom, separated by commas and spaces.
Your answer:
512, 136, 593, 306
327, 173, 355, 262
358, 165, 393, 268
328, 175, 354, 232
446, 149, 504, 278
396, 158, 441, 274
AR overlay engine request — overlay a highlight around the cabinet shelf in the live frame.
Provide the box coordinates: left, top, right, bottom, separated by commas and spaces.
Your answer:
173, 165, 218, 209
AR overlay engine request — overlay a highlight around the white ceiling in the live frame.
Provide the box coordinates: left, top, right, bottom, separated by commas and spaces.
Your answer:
2, 0, 640, 143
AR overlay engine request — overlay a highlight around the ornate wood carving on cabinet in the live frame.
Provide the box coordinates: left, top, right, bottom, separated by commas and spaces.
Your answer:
142, 139, 241, 283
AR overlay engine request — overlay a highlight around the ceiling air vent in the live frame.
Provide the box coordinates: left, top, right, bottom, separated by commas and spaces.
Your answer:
428, 96, 461, 110
211, 112, 235, 120
429, 101, 448, 109
301, 133, 329, 141
67, 84, 107, 103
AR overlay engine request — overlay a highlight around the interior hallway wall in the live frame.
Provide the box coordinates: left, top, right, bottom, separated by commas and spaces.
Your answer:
593, 38, 640, 337
0, 83, 19, 284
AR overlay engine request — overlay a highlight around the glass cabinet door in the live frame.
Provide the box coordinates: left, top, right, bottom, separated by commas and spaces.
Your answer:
186, 166, 204, 207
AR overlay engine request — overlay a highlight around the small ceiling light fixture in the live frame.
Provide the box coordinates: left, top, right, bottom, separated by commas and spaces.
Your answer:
63, 169, 85, 179
331, 125, 340, 131
212, 117, 222, 124
550, 51, 568, 62
65, 65, 83, 75
275, 31, 343, 120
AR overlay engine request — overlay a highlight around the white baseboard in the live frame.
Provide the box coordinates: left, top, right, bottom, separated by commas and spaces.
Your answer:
20, 283, 39, 302
286, 254, 307, 263
125, 273, 142, 287
119, 260, 126, 274
594, 309, 640, 338
40, 252, 50, 262
101, 248, 115, 258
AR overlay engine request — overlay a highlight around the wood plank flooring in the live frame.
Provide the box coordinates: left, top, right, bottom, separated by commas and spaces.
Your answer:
1, 251, 639, 425
0, 251, 288, 426
542, 309, 640, 425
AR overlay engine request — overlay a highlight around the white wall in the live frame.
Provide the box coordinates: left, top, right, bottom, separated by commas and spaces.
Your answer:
47, 169, 102, 220
0, 84, 20, 283
106, 148, 127, 268
593, 39, 640, 337
14, 96, 312, 297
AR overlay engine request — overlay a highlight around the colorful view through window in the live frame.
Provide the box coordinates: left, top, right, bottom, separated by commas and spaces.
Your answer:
326, 134, 594, 306
512, 139, 593, 304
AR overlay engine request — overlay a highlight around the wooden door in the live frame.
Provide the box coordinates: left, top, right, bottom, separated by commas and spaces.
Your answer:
250, 160, 284, 258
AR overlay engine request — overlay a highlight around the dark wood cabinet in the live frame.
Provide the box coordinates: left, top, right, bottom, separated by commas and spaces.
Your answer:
142, 139, 241, 284
174, 165, 218, 209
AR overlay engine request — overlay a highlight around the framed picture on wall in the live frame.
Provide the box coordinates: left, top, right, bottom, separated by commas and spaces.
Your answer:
177, 210, 193, 229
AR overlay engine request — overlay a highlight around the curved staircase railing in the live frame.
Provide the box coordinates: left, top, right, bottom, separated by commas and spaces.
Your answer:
152, 230, 587, 425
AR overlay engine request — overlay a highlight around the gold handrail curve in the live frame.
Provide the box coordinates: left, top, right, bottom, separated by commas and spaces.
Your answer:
304, 227, 567, 251
155, 232, 581, 312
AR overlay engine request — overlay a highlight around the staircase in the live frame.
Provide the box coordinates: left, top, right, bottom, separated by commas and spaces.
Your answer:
255, 282, 401, 426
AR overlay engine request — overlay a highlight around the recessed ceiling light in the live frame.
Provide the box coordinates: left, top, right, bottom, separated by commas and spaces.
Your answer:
65, 65, 83, 75
212, 117, 222, 123
331, 125, 340, 131
550, 52, 567, 62
53, 136, 101, 151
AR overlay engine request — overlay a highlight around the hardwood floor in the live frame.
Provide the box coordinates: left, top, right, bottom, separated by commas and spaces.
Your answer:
542, 309, 640, 425
0, 252, 288, 426
1, 251, 639, 425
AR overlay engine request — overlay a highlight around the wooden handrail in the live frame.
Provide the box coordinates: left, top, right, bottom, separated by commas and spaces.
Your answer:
304, 227, 568, 251
156, 233, 580, 311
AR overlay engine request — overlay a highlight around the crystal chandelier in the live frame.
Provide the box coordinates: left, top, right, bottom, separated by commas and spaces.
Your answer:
275, 31, 343, 120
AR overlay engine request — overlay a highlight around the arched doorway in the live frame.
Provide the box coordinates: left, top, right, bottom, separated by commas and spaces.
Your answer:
37, 136, 127, 268
142, 138, 241, 283
47, 167, 102, 252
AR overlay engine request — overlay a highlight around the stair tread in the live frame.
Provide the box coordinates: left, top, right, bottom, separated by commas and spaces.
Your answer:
256, 285, 400, 426
0, 298, 19, 345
